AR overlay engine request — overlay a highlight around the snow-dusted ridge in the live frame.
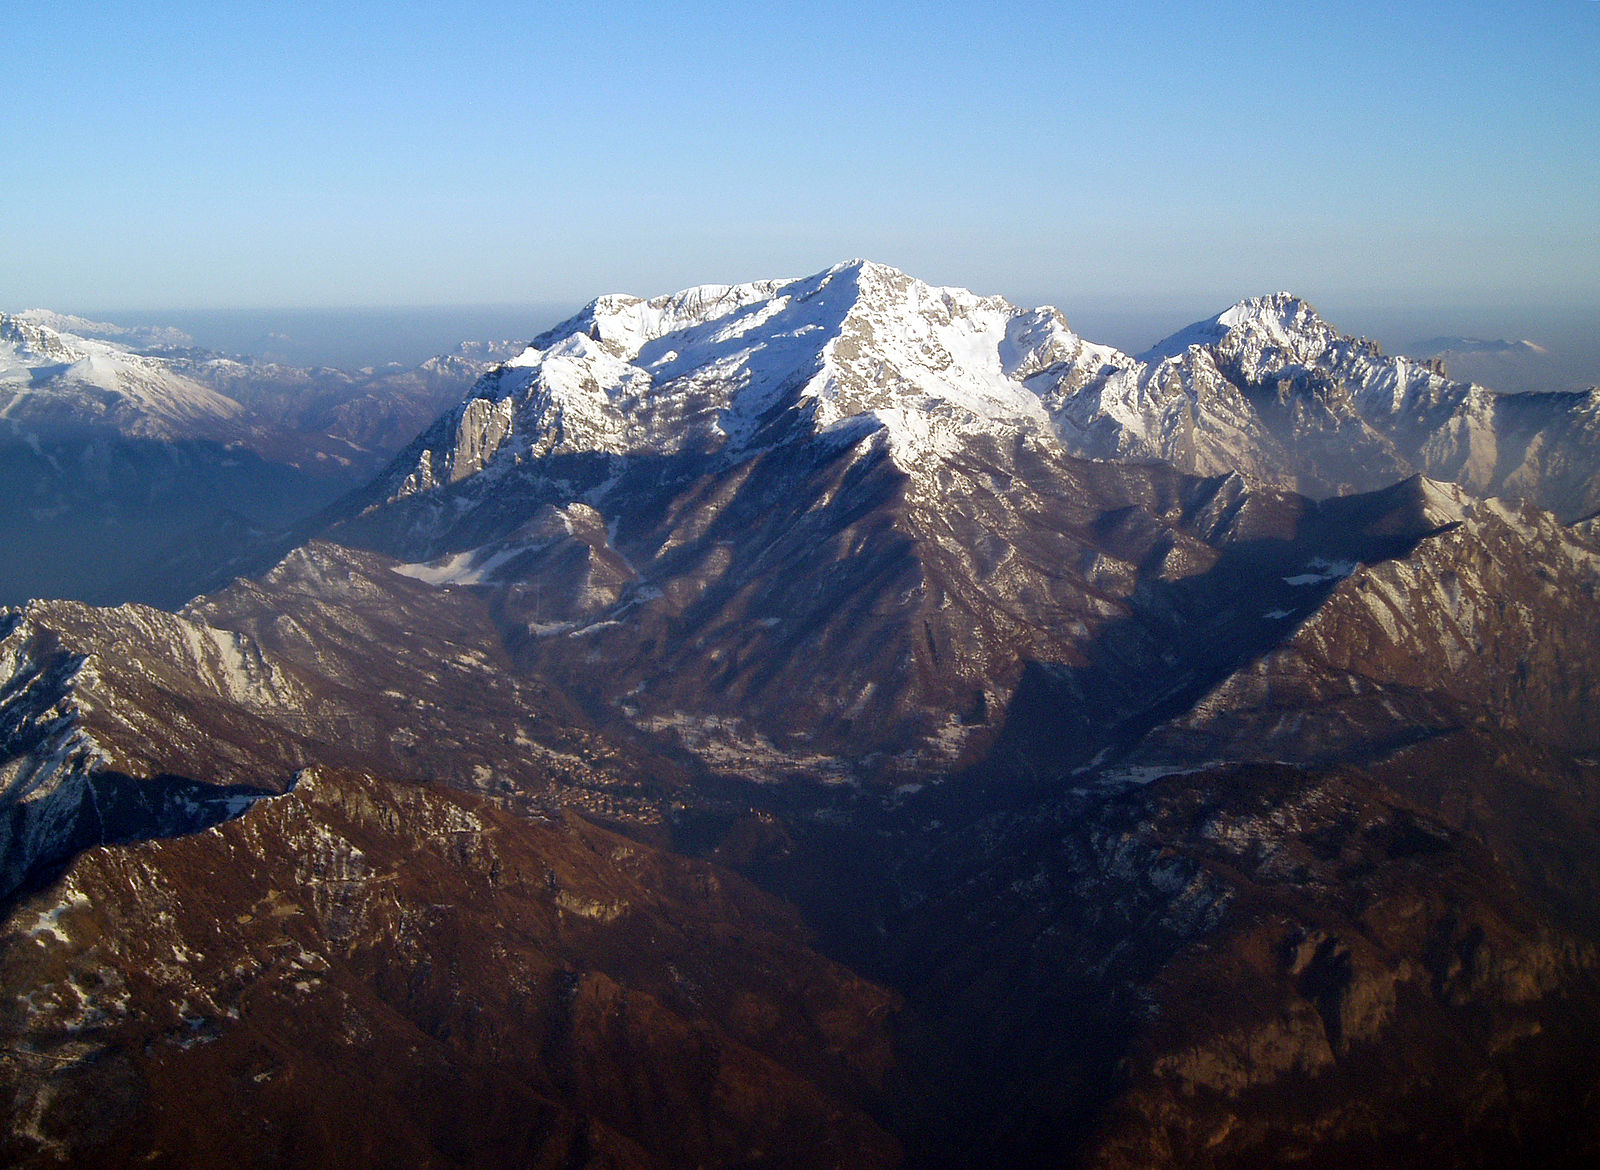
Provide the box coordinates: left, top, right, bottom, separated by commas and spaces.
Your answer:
510, 257, 1089, 461
1047, 292, 1600, 517
0, 600, 301, 904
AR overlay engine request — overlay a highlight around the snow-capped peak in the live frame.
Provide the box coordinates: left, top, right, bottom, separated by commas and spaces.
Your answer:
370, 264, 1600, 527
1140, 293, 1337, 365
411, 261, 1099, 488
1215, 291, 1322, 334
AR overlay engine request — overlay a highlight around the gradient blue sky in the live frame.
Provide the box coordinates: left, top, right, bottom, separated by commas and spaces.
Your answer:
5, 1, 1598, 320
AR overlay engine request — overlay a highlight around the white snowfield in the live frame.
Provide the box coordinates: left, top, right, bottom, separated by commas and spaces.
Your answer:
387, 261, 1600, 521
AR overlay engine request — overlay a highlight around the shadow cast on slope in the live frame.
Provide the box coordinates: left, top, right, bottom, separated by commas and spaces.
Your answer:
958, 478, 1463, 810
702, 477, 1475, 1165
0, 771, 281, 919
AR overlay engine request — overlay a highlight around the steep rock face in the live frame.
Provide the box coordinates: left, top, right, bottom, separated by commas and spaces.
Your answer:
1106, 477, 1600, 779
0, 767, 900, 1169
1492, 387, 1600, 519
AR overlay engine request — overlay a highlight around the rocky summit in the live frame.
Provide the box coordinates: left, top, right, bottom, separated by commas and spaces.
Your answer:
4, 263, 1600, 1169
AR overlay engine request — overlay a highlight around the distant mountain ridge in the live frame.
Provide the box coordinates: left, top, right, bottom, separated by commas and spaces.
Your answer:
1, 311, 246, 441
1, 308, 523, 462
1412, 335, 1548, 357
0, 309, 521, 607
9, 308, 197, 351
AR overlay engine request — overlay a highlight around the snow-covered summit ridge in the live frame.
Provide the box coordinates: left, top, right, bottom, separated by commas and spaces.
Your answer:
399, 260, 1122, 490
371, 263, 1600, 518
516, 257, 1092, 434
1041, 289, 1600, 513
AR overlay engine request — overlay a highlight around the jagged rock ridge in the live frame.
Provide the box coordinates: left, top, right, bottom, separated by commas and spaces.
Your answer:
355, 269, 1600, 533
324, 264, 1600, 782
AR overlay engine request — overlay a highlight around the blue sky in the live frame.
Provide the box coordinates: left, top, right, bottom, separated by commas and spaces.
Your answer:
4, 1, 1598, 320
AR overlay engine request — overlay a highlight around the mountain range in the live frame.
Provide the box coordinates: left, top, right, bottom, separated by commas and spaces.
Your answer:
4, 262, 1600, 1168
